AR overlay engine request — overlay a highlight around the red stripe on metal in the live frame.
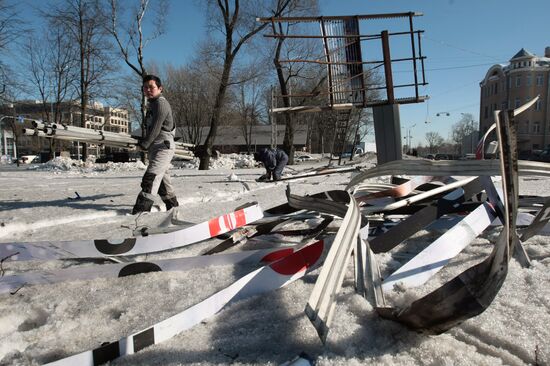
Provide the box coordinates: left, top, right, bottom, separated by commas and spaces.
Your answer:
223, 214, 232, 231
208, 208, 251, 237
260, 248, 295, 263
208, 216, 222, 236
270, 240, 324, 275
234, 209, 247, 227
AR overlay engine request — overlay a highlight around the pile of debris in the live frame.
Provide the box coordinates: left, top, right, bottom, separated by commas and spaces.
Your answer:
23, 120, 194, 160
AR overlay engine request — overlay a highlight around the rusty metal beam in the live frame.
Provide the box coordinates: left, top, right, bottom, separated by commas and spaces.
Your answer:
263, 30, 425, 39
257, 12, 423, 23
320, 18, 335, 107
277, 56, 426, 65
381, 30, 394, 104
270, 96, 428, 113
408, 13, 420, 101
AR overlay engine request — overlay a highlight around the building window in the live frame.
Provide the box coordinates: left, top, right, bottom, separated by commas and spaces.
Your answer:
536, 99, 541, 111
537, 74, 544, 86
484, 106, 489, 119
515, 98, 521, 108
502, 101, 508, 110
533, 122, 541, 134
526, 74, 531, 86
516, 76, 521, 87
507, 76, 511, 89
524, 120, 530, 134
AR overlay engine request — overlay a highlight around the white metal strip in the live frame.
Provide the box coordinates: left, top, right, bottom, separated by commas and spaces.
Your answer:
381, 202, 497, 290
44, 240, 325, 366
0, 204, 264, 261
305, 194, 360, 342
0, 244, 304, 294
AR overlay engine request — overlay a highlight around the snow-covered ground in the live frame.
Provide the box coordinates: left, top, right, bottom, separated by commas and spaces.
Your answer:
0, 155, 548, 366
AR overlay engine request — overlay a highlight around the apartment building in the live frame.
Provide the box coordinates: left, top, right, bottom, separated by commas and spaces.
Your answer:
480, 47, 550, 155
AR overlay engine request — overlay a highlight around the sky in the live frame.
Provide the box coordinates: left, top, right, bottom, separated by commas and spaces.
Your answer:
8, 0, 550, 147
145, 0, 550, 146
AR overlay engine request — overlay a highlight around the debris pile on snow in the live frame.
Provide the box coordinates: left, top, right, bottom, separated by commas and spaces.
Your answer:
211, 153, 257, 169
29, 157, 147, 173
173, 153, 258, 170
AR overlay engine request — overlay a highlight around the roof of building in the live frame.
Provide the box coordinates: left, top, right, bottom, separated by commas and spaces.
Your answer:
511, 48, 535, 60
179, 124, 308, 146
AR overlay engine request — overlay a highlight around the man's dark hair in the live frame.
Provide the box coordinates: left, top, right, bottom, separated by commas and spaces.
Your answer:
143, 74, 162, 88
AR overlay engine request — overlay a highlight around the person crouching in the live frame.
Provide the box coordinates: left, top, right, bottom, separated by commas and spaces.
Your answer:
253, 147, 289, 181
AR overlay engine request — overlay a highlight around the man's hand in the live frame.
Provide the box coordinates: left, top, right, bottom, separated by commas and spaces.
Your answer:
256, 174, 268, 182
137, 138, 147, 151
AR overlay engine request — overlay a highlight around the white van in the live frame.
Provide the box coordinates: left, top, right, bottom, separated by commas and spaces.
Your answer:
19, 155, 39, 164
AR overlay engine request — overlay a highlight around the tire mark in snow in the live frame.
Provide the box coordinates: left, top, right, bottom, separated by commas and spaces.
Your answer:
450, 326, 533, 365
0, 212, 120, 239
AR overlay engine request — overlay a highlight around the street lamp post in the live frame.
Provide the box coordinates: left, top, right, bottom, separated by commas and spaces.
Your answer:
460, 113, 476, 154
403, 123, 416, 155
436, 112, 477, 155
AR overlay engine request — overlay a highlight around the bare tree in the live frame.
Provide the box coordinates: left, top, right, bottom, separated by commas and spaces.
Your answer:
22, 33, 51, 121
21, 27, 78, 159
107, 0, 168, 133
451, 113, 476, 155
235, 75, 265, 153
0, 0, 21, 97
269, 0, 319, 164
0, 0, 18, 51
22, 28, 77, 123
425, 131, 444, 153
196, 0, 293, 170
44, 0, 115, 159
162, 63, 215, 146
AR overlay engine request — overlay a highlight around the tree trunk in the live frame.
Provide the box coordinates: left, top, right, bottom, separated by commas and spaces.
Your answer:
198, 41, 234, 170
274, 40, 294, 165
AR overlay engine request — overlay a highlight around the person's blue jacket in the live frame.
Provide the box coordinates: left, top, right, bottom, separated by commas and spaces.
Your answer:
254, 148, 288, 180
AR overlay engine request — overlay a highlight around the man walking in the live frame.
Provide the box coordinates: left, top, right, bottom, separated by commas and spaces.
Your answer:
132, 75, 179, 214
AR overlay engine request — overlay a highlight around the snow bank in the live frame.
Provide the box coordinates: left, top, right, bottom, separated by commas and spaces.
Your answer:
28, 154, 259, 174
28, 157, 147, 174
173, 153, 259, 170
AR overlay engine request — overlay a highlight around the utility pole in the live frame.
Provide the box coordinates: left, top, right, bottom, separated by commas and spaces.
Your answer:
403, 123, 416, 155
270, 86, 277, 149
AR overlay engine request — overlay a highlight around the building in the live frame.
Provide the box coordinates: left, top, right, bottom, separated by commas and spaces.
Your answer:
0, 100, 130, 160
0, 118, 15, 162
480, 47, 550, 155
181, 124, 308, 154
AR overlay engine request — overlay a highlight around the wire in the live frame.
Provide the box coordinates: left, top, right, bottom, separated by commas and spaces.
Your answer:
423, 35, 503, 62
425, 62, 505, 71
437, 102, 480, 114
429, 80, 480, 99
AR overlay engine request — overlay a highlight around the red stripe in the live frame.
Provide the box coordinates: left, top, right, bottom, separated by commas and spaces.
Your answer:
208, 208, 250, 237
234, 209, 246, 227
269, 240, 324, 275
260, 248, 295, 263
224, 214, 232, 230
208, 217, 222, 237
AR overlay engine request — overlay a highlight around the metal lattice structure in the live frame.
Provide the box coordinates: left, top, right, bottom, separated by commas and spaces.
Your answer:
259, 12, 428, 164
258, 12, 428, 113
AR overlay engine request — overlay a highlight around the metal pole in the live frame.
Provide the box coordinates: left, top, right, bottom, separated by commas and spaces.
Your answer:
471, 118, 475, 153
381, 30, 395, 104
271, 85, 277, 149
